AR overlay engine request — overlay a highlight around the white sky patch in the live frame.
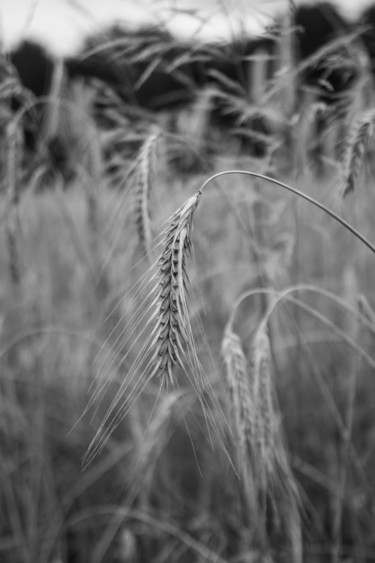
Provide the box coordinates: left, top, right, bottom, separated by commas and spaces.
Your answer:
1, 0, 375, 55
127, 0, 285, 41
0, 0, 155, 55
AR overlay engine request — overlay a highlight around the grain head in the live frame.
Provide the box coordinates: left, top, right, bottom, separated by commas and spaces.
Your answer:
341, 109, 375, 198
134, 130, 159, 260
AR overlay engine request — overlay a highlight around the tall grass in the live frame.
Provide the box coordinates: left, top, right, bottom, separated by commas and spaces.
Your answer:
2, 11, 375, 563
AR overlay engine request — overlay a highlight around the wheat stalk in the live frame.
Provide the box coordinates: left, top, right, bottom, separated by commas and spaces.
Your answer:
341, 109, 375, 198
83, 191, 203, 462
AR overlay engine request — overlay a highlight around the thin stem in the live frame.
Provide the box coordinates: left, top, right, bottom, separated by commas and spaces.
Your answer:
199, 170, 375, 255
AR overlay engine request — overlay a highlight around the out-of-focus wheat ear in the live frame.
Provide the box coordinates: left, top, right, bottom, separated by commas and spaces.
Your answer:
134, 131, 159, 260
341, 109, 375, 199
149, 192, 201, 388
250, 326, 279, 488
310, 102, 328, 175
221, 326, 253, 445
39, 56, 65, 144
252, 326, 301, 532
221, 326, 258, 521
358, 293, 375, 326
292, 93, 326, 176
6, 120, 22, 287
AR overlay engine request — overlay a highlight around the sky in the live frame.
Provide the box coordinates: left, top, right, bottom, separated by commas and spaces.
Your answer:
1, 0, 374, 56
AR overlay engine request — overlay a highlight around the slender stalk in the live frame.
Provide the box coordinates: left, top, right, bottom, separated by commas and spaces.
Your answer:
199, 170, 375, 255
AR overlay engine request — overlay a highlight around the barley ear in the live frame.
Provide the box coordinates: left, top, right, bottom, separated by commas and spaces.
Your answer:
221, 326, 259, 523
134, 131, 159, 260
341, 109, 375, 199
222, 326, 255, 453
358, 293, 375, 326
149, 192, 201, 388
250, 327, 277, 485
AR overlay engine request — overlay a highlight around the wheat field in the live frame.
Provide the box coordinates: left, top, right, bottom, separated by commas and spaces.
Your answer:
2, 12, 375, 563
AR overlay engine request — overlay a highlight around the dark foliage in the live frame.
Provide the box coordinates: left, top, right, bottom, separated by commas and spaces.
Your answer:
358, 4, 375, 75
6, 2, 370, 169
10, 41, 55, 98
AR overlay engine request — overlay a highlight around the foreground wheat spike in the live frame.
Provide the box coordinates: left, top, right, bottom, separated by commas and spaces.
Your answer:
134, 131, 159, 259
342, 109, 375, 198
149, 192, 201, 388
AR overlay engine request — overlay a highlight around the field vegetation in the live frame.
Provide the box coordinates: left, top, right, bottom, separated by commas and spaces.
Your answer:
1, 7, 375, 562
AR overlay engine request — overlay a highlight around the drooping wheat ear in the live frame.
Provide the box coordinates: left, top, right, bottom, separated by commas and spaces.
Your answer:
221, 326, 254, 451
149, 192, 201, 388
221, 323, 276, 483
251, 326, 302, 558
134, 131, 159, 260
341, 109, 375, 198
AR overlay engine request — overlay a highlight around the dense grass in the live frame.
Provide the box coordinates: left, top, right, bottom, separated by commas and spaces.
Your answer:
2, 22, 375, 563
1, 151, 375, 562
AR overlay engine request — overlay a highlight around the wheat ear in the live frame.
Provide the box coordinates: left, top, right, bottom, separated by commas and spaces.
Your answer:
134, 131, 159, 259
222, 327, 254, 451
6, 121, 22, 287
221, 326, 259, 522
149, 192, 201, 388
342, 109, 375, 198
250, 327, 277, 484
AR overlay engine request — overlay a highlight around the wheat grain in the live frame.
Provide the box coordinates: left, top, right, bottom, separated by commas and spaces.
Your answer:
221, 326, 259, 527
